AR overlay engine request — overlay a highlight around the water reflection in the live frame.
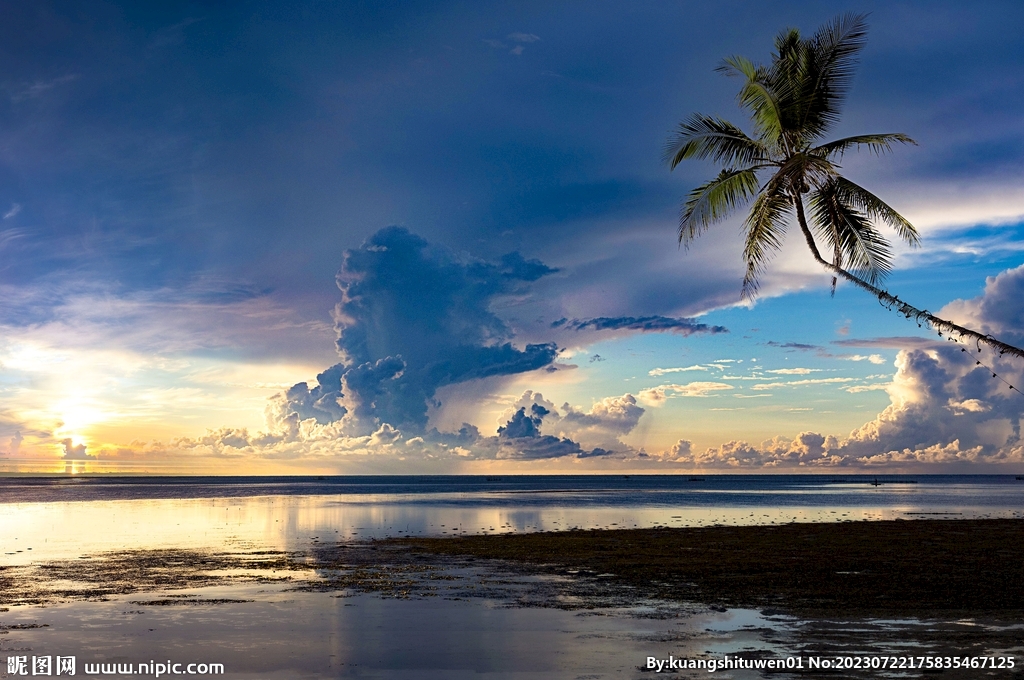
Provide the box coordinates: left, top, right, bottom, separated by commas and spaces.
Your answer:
2, 490, 1022, 565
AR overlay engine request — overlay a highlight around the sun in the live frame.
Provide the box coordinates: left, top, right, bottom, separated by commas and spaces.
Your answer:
53, 400, 107, 442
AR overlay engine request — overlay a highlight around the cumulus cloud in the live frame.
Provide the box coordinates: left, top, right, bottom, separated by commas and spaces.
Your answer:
553, 315, 727, 335
7, 432, 22, 455
61, 438, 93, 460
667, 344, 1023, 469
647, 263, 1024, 470
677, 432, 844, 468
110, 388, 642, 468
939, 263, 1024, 348
493, 390, 644, 454
270, 228, 559, 436
495, 403, 587, 460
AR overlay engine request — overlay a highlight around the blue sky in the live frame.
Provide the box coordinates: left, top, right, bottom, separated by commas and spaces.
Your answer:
1, 1, 1023, 472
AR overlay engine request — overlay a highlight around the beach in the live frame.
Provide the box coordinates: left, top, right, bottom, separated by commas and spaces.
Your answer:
3, 476, 1024, 678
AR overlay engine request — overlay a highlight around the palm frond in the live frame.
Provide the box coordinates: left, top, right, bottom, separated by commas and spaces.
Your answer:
664, 114, 767, 169
679, 168, 761, 245
741, 183, 792, 297
833, 177, 920, 245
809, 181, 893, 284
715, 54, 760, 79
796, 13, 869, 138
811, 133, 916, 159
774, 151, 837, 192
718, 56, 787, 148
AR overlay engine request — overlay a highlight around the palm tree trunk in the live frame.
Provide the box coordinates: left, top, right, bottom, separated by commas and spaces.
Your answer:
790, 196, 1024, 360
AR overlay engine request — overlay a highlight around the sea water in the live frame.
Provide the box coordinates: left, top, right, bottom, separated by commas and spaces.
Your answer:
2, 474, 1023, 562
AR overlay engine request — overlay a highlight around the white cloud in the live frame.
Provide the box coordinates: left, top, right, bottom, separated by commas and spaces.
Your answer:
939, 263, 1024, 348
637, 382, 734, 404
764, 367, 819, 375
751, 377, 856, 390
648, 365, 709, 376
842, 354, 888, 364
844, 383, 890, 393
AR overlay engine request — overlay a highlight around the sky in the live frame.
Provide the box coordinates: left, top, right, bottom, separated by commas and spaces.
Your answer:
1, 0, 1023, 473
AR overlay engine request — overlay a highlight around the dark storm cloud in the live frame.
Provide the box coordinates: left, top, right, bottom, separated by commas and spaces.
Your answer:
493, 402, 610, 460
271, 228, 558, 434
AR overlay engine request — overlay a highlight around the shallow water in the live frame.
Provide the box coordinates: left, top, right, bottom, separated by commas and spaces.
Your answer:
2, 475, 1023, 677
2, 475, 1023, 564
0, 580, 789, 680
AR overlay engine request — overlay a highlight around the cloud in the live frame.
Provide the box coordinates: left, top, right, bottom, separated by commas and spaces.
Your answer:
665, 345, 1023, 469
148, 17, 203, 49
271, 228, 559, 436
555, 315, 727, 335
61, 438, 93, 460
638, 382, 734, 404
72, 388, 642, 469
751, 377, 856, 390
3, 204, 21, 220
507, 32, 540, 43
832, 337, 935, 350
495, 391, 644, 453
765, 341, 820, 351
841, 354, 887, 364
484, 32, 540, 56
765, 368, 819, 375
495, 403, 587, 460
648, 365, 711, 376
939, 263, 1024, 349
9, 74, 77, 103
844, 383, 890, 393
559, 394, 645, 448
835, 345, 1023, 463
642, 266, 1024, 469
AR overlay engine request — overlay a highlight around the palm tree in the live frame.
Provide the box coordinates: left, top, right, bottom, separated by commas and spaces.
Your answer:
666, 13, 1024, 360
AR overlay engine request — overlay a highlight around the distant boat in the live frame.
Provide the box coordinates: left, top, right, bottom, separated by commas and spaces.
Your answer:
688, 477, 705, 482
1017, 476, 1023, 481
485, 476, 502, 481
